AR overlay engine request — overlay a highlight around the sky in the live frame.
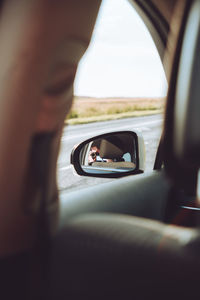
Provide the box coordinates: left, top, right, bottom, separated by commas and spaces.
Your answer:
74, 0, 167, 98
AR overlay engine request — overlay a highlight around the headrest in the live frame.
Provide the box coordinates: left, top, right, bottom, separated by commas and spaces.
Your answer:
99, 139, 124, 159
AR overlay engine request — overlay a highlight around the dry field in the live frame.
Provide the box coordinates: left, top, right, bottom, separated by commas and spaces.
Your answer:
67, 96, 165, 125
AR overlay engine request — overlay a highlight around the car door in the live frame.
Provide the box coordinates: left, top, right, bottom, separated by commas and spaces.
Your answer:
59, 0, 183, 222
48, 1, 200, 298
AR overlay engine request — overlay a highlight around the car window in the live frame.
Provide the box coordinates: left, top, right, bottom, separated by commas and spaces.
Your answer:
58, 0, 167, 193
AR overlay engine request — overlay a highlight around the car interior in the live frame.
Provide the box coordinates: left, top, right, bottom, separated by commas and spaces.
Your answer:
1, 0, 200, 299
93, 135, 136, 167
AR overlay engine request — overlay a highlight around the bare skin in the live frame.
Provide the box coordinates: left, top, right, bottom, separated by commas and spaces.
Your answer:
0, 0, 101, 256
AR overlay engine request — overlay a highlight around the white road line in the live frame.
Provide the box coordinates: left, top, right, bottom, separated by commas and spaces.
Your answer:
59, 165, 72, 171
61, 119, 163, 141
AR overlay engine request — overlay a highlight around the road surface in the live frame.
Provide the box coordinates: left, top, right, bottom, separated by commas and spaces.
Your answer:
57, 114, 163, 193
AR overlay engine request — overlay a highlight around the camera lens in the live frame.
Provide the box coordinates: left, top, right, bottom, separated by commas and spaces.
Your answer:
91, 152, 96, 159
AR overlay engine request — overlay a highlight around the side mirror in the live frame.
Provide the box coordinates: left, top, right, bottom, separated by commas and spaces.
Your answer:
71, 131, 145, 178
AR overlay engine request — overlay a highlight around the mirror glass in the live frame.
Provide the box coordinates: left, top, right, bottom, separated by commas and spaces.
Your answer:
79, 132, 137, 175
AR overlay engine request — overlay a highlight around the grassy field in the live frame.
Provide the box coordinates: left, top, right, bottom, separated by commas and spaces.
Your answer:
66, 97, 165, 125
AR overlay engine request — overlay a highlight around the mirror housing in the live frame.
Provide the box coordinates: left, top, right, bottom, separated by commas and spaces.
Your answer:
71, 131, 145, 178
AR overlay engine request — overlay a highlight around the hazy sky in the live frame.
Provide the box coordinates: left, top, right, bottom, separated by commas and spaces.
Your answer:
74, 0, 167, 98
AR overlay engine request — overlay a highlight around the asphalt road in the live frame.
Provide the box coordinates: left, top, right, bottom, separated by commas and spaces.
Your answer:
57, 114, 163, 193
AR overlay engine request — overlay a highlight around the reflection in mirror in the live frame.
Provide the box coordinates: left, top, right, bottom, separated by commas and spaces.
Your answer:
79, 133, 137, 175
